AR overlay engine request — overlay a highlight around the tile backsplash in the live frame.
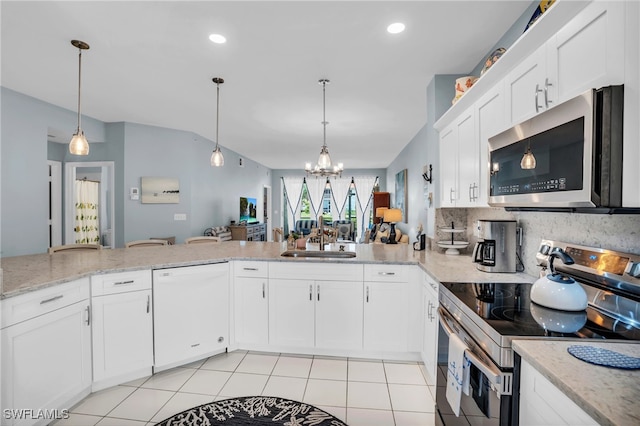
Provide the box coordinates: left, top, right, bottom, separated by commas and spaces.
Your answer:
433, 208, 640, 277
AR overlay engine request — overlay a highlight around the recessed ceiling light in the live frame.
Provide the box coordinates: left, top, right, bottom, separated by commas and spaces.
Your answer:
387, 23, 405, 34
209, 34, 227, 44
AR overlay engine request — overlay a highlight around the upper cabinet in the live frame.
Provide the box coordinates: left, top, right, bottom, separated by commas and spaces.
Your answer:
506, 1, 625, 126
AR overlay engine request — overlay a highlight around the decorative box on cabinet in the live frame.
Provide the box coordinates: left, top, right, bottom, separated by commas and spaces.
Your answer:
372, 192, 390, 224
153, 263, 229, 371
230, 223, 266, 241
1, 279, 92, 426
90, 270, 153, 391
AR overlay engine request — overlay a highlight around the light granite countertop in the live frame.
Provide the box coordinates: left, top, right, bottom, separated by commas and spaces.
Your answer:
0, 241, 534, 299
513, 340, 640, 426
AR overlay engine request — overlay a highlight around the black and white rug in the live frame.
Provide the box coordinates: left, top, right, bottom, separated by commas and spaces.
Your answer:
155, 396, 348, 425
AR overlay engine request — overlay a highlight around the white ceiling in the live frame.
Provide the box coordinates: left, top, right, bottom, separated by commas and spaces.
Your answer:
1, 1, 532, 170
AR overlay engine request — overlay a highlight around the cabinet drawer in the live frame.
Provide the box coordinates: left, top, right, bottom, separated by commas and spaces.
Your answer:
91, 270, 152, 296
364, 264, 410, 282
234, 261, 268, 278
269, 262, 363, 282
422, 271, 439, 293
1, 278, 90, 329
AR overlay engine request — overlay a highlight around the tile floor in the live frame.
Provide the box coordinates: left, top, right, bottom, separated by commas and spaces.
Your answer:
54, 351, 437, 426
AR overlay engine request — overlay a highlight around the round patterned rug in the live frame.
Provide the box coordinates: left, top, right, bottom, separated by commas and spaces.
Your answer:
155, 396, 347, 425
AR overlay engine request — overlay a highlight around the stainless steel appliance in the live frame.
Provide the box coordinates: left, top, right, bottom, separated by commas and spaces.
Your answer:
488, 85, 624, 211
472, 220, 517, 273
436, 240, 640, 426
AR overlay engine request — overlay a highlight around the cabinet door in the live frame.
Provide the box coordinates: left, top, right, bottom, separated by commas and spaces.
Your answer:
235, 276, 269, 345
363, 281, 409, 352
153, 263, 229, 370
439, 124, 458, 207
268, 278, 315, 348
456, 108, 477, 207
547, 1, 624, 105
315, 280, 363, 350
92, 290, 153, 388
421, 276, 439, 384
476, 82, 505, 206
1, 301, 91, 426
505, 44, 548, 125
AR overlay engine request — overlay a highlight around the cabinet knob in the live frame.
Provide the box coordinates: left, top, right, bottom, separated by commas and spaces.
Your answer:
218, 336, 224, 343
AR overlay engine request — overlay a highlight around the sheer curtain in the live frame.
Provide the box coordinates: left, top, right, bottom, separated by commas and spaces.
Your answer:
74, 179, 100, 244
306, 177, 326, 218
329, 177, 353, 219
282, 177, 304, 232
353, 176, 378, 240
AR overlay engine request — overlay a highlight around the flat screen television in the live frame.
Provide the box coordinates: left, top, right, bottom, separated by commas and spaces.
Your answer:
240, 197, 258, 224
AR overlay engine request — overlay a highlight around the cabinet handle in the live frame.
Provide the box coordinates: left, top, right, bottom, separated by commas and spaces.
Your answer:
114, 280, 134, 286
309, 285, 313, 301
40, 295, 63, 304
366, 286, 370, 303
544, 78, 553, 108
243, 267, 258, 271
317, 284, 320, 301
450, 188, 455, 203
146, 295, 150, 313
85, 305, 91, 326
535, 83, 543, 113
262, 282, 266, 299
378, 272, 396, 276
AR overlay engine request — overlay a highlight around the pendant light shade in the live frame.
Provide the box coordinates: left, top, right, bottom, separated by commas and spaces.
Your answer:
210, 77, 225, 167
305, 79, 343, 178
69, 40, 90, 155
520, 144, 536, 170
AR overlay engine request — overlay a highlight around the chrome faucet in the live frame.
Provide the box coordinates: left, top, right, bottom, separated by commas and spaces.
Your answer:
319, 216, 325, 251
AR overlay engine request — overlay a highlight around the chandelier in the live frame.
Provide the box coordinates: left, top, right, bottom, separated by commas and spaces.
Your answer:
305, 79, 343, 178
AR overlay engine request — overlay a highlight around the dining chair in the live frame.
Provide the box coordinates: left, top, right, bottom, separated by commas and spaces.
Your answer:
184, 236, 220, 244
125, 239, 169, 248
48, 243, 102, 254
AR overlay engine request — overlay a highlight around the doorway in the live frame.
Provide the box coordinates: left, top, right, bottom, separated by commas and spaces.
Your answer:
65, 162, 115, 249
48, 161, 62, 247
263, 185, 272, 241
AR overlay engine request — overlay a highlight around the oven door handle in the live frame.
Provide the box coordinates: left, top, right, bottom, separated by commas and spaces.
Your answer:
438, 307, 505, 390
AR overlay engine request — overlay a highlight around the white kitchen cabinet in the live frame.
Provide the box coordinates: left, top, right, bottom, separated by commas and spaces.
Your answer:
363, 264, 419, 353
475, 81, 506, 206
1, 279, 91, 426
153, 263, 229, 371
268, 262, 363, 351
234, 261, 269, 347
506, 1, 624, 126
439, 106, 479, 208
91, 270, 153, 390
519, 358, 597, 425
421, 272, 439, 384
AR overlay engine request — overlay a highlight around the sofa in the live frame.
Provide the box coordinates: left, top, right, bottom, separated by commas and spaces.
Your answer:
203, 226, 233, 242
294, 219, 317, 236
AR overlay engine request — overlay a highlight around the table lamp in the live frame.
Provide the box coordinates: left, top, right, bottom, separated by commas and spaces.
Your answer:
383, 208, 403, 244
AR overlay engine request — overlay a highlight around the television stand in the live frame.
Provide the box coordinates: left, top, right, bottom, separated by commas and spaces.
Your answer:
230, 223, 266, 241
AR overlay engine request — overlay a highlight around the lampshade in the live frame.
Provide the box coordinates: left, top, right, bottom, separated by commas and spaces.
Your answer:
383, 208, 403, 223
375, 207, 388, 219
69, 131, 89, 156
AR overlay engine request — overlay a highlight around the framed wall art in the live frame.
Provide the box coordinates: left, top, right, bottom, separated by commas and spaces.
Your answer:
395, 169, 407, 222
141, 177, 180, 204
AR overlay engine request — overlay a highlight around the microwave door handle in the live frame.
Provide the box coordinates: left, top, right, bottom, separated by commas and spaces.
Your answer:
438, 308, 504, 391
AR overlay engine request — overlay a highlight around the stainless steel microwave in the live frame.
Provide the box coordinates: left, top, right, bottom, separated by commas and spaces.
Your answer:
488, 85, 623, 211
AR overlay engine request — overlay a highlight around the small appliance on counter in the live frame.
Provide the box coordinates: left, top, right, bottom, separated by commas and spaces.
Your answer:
472, 219, 517, 272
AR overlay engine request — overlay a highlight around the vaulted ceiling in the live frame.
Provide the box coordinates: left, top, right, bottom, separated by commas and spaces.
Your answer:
1, 1, 532, 169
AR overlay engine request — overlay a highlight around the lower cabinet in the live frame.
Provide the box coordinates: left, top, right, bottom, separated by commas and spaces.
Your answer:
1, 279, 92, 426
153, 263, 229, 371
421, 272, 439, 383
519, 358, 597, 425
91, 270, 153, 390
234, 261, 269, 346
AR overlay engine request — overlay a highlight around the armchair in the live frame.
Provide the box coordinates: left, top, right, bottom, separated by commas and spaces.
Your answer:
294, 219, 317, 237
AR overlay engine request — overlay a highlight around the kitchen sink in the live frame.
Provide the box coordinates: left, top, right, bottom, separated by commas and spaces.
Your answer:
280, 250, 356, 258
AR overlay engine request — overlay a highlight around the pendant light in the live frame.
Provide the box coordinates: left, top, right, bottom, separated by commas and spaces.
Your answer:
210, 77, 225, 167
305, 79, 343, 178
69, 40, 90, 156
520, 140, 536, 170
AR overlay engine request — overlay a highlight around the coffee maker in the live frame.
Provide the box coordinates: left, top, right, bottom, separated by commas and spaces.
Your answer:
472, 220, 517, 273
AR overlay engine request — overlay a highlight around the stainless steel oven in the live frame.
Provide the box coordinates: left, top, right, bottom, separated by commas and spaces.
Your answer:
435, 241, 640, 426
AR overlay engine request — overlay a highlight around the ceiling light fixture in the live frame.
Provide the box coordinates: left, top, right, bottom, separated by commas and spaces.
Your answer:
305, 79, 343, 178
69, 40, 90, 156
209, 34, 226, 44
210, 77, 225, 167
387, 22, 406, 34
520, 141, 536, 170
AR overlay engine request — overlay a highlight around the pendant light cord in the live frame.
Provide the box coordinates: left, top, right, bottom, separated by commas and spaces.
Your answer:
215, 81, 220, 150
321, 79, 327, 149
77, 47, 83, 132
